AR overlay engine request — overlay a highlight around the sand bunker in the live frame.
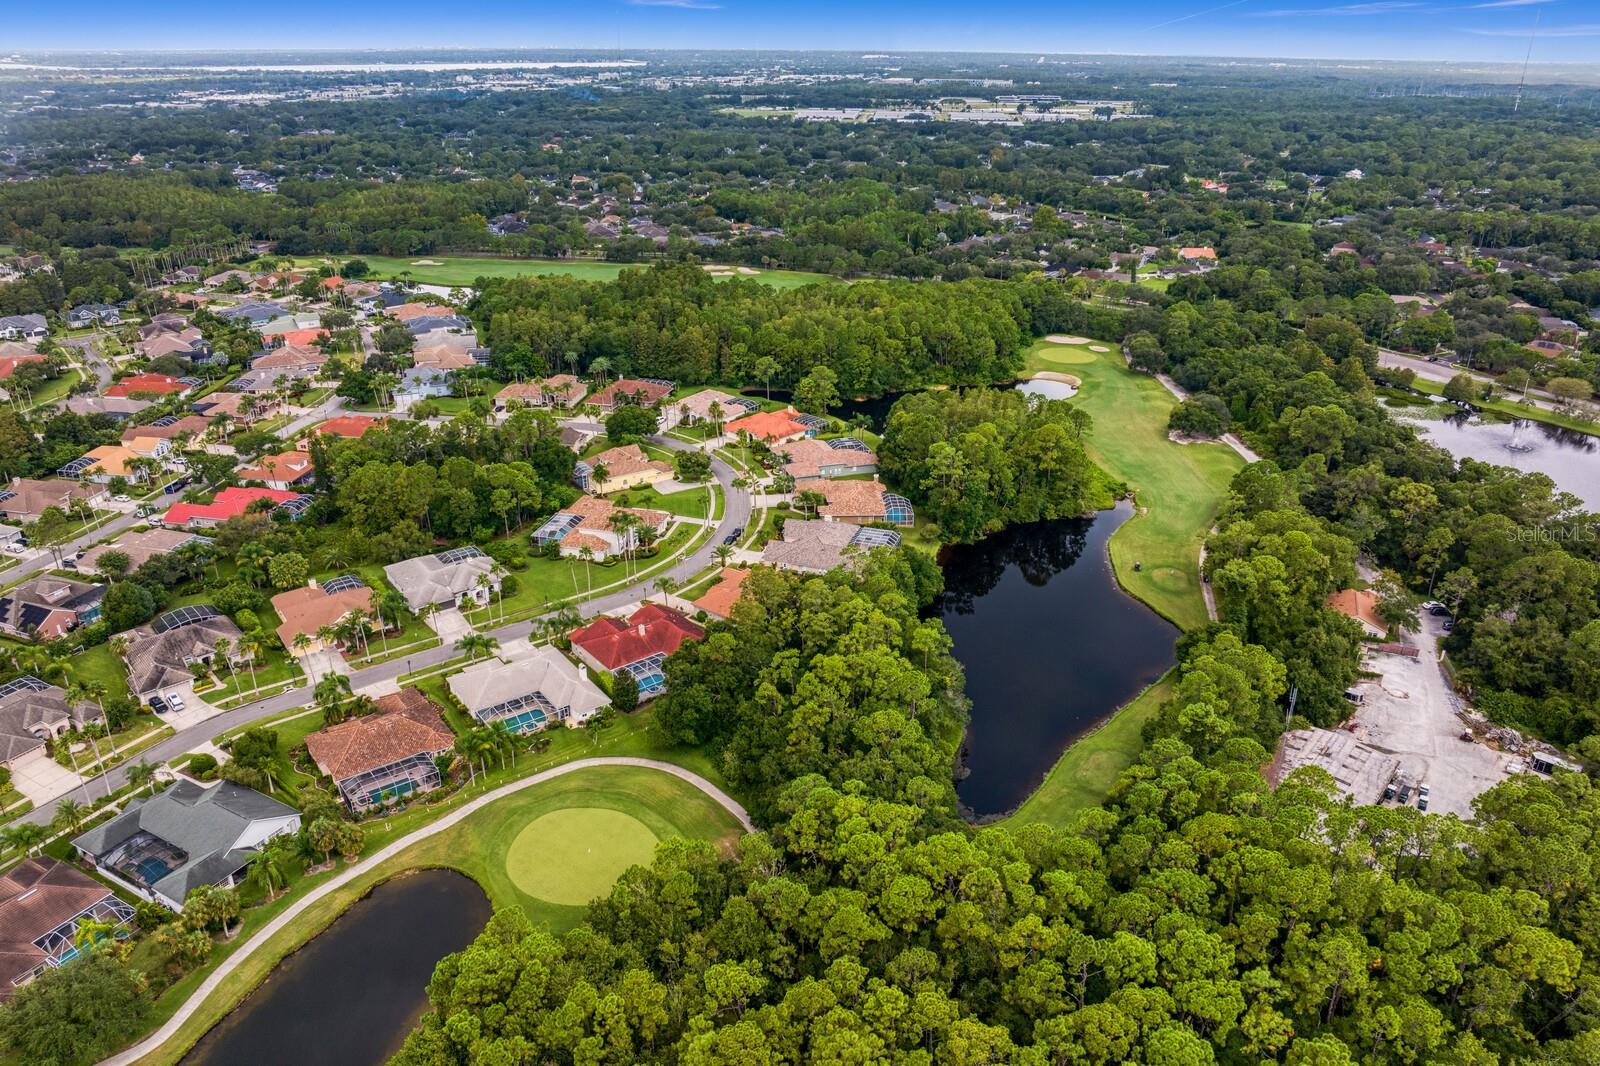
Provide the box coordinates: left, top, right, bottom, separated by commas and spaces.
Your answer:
1030, 371, 1082, 387
1043, 334, 1093, 345
1089, 345, 1110, 353
736, 266, 760, 275
411, 259, 444, 266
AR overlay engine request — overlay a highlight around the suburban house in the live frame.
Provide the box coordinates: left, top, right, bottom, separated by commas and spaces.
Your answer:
1179, 246, 1218, 261
692, 567, 753, 619
65, 303, 121, 329
561, 424, 597, 454
66, 396, 152, 420
726, 407, 819, 445
530, 495, 672, 561
388, 302, 455, 323
569, 603, 703, 698
138, 313, 189, 340
105, 374, 192, 400
121, 610, 244, 702
397, 366, 452, 407
412, 335, 480, 372
258, 313, 322, 339
0, 315, 47, 342
121, 434, 175, 462
250, 344, 327, 379
494, 374, 587, 413
304, 688, 456, 811
216, 301, 282, 328
120, 415, 214, 445
0, 478, 106, 523
0, 526, 22, 551
72, 780, 301, 911
383, 546, 498, 614
0, 857, 136, 999
1326, 588, 1387, 639
77, 445, 152, 484
160, 486, 304, 529
589, 377, 674, 412
311, 414, 384, 440
191, 391, 279, 424
270, 581, 374, 654
662, 389, 757, 429
448, 647, 609, 735
761, 518, 902, 573
774, 437, 878, 480
0, 677, 102, 776
796, 479, 915, 525
574, 444, 673, 494
236, 450, 315, 491
0, 576, 104, 639
0, 351, 46, 381
76, 529, 213, 574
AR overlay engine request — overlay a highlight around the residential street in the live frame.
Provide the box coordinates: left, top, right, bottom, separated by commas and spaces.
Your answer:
18, 434, 750, 828
1376, 348, 1569, 414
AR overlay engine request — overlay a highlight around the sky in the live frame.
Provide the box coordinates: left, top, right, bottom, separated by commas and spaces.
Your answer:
3, 0, 1594, 64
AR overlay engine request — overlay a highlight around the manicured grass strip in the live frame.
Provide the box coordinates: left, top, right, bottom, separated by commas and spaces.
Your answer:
290, 254, 834, 290
1001, 672, 1173, 828
1027, 339, 1243, 631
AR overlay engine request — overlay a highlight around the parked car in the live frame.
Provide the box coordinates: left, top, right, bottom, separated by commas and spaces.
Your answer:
1442, 619, 1455, 632
1382, 782, 1396, 801
1395, 786, 1412, 805
164, 691, 185, 712
112, 493, 131, 502
722, 526, 744, 545
1417, 795, 1430, 811
147, 695, 169, 714
1429, 604, 1450, 617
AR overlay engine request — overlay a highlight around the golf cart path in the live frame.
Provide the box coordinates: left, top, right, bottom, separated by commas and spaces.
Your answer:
100, 757, 751, 1066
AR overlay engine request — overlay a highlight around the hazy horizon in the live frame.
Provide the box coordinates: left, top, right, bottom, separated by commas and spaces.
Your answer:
3, 0, 1594, 66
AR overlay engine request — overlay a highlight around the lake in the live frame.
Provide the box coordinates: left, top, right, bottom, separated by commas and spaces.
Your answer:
933, 500, 1178, 818
182, 870, 490, 1066
1402, 411, 1600, 510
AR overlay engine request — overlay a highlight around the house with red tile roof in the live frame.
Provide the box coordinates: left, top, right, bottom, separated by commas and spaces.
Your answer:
270, 328, 330, 349
305, 688, 456, 811
0, 353, 46, 381
236, 450, 314, 491
104, 374, 191, 399
271, 582, 373, 654
726, 407, 812, 445
252, 343, 327, 374
775, 437, 877, 480
589, 378, 673, 412
494, 374, 586, 413
530, 495, 672, 561
389, 302, 455, 322
311, 414, 384, 439
1326, 588, 1386, 639
796, 478, 915, 526
1179, 246, 1218, 261
692, 567, 752, 619
569, 603, 703, 697
0, 857, 134, 998
160, 486, 302, 529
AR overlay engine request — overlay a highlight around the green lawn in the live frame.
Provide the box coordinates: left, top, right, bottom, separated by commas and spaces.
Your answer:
1401, 374, 1600, 438
128, 760, 739, 1066
1027, 339, 1243, 631
71, 642, 129, 701
291, 254, 834, 291
1001, 673, 1173, 828
23, 368, 83, 411
610, 482, 718, 520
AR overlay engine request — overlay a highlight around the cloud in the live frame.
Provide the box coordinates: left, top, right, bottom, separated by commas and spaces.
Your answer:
1468, 0, 1554, 6
1256, 1, 1421, 15
624, 0, 721, 7
1463, 21, 1600, 33
1146, 0, 1257, 30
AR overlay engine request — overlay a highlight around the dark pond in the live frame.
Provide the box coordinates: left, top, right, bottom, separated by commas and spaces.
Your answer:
1402, 411, 1600, 510
933, 500, 1179, 818
182, 869, 490, 1066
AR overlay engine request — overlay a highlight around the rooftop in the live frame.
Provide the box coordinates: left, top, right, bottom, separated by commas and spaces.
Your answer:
570, 602, 704, 670
305, 688, 455, 782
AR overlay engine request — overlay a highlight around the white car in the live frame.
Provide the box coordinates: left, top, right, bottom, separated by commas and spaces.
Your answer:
164, 691, 186, 712
3, 543, 26, 555
113, 494, 131, 503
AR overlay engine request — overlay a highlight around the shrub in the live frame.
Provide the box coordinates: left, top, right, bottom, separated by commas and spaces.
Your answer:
186, 753, 218, 780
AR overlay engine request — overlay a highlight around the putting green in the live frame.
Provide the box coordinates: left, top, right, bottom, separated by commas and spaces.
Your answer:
505, 807, 659, 906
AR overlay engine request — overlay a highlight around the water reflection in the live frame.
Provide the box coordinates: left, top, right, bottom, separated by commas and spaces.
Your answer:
1403, 412, 1599, 510
933, 501, 1178, 818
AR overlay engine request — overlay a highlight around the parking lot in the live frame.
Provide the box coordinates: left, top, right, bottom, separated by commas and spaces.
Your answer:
1344, 611, 1517, 818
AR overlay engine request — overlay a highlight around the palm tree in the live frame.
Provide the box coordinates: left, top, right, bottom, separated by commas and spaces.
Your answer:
578, 545, 595, 593
374, 588, 409, 654
126, 759, 157, 797
245, 838, 291, 901
4, 823, 45, 859
654, 576, 678, 605
455, 634, 499, 662
212, 636, 233, 682
291, 632, 314, 681
52, 797, 85, 836
589, 356, 613, 386
714, 544, 735, 567
237, 630, 264, 694
315, 674, 353, 725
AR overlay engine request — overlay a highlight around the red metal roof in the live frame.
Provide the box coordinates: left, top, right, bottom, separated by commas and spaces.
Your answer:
570, 602, 703, 670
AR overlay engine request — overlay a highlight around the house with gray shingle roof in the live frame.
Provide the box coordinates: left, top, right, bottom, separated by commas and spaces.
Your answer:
72, 780, 300, 911
0, 677, 101, 772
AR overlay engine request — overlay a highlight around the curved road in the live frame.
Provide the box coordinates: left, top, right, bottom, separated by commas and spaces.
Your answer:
24, 435, 749, 828
99, 757, 751, 1066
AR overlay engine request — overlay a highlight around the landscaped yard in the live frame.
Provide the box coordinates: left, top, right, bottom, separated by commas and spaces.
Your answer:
610, 482, 719, 521
1026, 338, 1243, 631
289, 254, 834, 290
70, 642, 130, 701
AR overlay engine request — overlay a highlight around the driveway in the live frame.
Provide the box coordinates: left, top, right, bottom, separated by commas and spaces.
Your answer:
1346, 611, 1515, 818
19, 435, 753, 829
10, 752, 88, 807
425, 606, 473, 644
